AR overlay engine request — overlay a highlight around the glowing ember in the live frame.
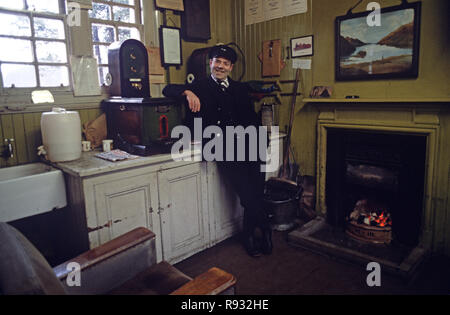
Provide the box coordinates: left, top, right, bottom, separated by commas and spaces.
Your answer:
348, 199, 392, 228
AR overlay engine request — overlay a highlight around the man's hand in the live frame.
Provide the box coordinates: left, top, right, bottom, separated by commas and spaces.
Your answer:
183, 90, 201, 113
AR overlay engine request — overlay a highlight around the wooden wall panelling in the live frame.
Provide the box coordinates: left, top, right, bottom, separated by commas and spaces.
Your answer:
78, 110, 90, 129
0, 115, 5, 168
446, 168, 450, 256
1, 114, 18, 167
11, 114, 28, 165
23, 112, 42, 163
0, 108, 100, 167
229, 0, 316, 175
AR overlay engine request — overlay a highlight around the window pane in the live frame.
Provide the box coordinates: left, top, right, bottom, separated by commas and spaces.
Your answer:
0, 38, 33, 62
0, 12, 31, 36
89, 2, 111, 20
112, 0, 135, 5
118, 27, 139, 41
113, 6, 135, 23
34, 18, 65, 39
39, 65, 69, 87
93, 45, 109, 65
1, 64, 36, 88
0, 0, 23, 10
36, 41, 67, 63
26, 0, 60, 14
92, 23, 116, 43
98, 66, 109, 86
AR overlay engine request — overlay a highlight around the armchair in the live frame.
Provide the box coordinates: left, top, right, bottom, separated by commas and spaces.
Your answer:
0, 222, 236, 295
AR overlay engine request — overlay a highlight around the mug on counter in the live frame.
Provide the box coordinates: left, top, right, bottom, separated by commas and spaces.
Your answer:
102, 139, 113, 152
82, 141, 91, 152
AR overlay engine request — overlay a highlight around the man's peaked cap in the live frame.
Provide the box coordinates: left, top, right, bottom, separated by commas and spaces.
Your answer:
208, 45, 237, 64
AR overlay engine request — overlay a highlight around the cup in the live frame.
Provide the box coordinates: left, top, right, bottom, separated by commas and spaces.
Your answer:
82, 141, 91, 152
102, 139, 113, 152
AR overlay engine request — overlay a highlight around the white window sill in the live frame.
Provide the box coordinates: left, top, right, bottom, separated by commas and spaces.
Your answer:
0, 87, 109, 114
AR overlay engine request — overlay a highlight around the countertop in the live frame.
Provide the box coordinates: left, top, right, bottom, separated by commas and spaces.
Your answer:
52, 149, 202, 178
52, 132, 286, 178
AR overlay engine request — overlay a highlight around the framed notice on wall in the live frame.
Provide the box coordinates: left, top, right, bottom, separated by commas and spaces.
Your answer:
155, 0, 184, 11
182, 0, 211, 42
159, 26, 182, 67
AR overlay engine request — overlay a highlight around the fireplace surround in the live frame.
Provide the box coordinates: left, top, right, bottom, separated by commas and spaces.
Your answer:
315, 104, 440, 249
326, 129, 426, 247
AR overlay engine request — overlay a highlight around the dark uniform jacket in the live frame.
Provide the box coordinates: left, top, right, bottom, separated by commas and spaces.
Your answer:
163, 76, 266, 162
163, 76, 258, 129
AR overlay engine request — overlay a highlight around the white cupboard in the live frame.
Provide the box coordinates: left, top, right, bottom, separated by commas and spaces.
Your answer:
57, 153, 231, 264
56, 133, 284, 264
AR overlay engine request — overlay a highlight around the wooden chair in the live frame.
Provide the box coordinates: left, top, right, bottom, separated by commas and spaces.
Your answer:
0, 222, 236, 295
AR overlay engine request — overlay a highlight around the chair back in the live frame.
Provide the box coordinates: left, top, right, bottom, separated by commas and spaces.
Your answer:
0, 222, 66, 295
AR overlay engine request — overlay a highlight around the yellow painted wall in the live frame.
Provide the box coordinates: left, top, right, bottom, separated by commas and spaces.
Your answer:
165, 0, 236, 84
312, 0, 450, 99
225, 0, 450, 176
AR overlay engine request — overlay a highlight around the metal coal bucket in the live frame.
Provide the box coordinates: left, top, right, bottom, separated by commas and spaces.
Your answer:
264, 177, 302, 231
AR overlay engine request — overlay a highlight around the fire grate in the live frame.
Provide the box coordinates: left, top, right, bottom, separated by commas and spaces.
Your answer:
346, 220, 392, 245
345, 199, 393, 245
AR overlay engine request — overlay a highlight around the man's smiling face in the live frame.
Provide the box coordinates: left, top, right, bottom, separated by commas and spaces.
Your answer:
210, 57, 234, 81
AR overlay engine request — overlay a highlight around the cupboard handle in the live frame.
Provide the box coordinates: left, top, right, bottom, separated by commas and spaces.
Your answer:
158, 206, 164, 214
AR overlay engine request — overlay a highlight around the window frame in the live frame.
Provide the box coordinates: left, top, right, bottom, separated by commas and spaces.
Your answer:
0, 1, 72, 95
89, 0, 144, 86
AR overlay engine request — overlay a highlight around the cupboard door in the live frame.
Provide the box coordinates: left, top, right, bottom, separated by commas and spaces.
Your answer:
84, 170, 161, 260
207, 163, 243, 245
158, 163, 209, 263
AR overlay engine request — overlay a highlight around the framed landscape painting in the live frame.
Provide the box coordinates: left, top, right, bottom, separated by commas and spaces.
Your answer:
335, 2, 421, 81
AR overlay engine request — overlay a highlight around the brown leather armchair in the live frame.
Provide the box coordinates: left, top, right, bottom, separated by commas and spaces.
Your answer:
0, 222, 236, 295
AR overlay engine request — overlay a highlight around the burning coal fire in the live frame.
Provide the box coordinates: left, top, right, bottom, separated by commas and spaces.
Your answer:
348, 199, 392, 228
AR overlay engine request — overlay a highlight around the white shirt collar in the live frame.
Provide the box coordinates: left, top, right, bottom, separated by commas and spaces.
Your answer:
211, 75, 229, 88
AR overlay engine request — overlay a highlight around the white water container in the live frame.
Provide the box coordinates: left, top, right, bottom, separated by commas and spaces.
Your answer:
41, 107, 82, 162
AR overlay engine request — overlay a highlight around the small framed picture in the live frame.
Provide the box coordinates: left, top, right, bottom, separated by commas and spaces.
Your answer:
290, 35, 314, 58
159, 26, 182, 67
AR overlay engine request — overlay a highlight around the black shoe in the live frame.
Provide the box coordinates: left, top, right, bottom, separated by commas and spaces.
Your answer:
261, 228, 273, 255
243, 234, 262, 257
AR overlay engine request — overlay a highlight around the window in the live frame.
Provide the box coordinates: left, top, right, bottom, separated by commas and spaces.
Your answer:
0, 0, 70, 89
89, 0, 143, 86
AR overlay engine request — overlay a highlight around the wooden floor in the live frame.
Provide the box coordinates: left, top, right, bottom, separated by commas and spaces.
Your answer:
175, 229, 450, 295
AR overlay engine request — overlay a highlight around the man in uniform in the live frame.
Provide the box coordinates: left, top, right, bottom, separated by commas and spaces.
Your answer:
163, 45, 272, 257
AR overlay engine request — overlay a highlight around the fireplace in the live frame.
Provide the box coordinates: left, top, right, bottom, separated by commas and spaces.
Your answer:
288, 104, 442, 279
326, 129, 426, 247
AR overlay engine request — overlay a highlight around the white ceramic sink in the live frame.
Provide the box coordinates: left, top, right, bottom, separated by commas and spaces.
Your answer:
0, 163, 67, 222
